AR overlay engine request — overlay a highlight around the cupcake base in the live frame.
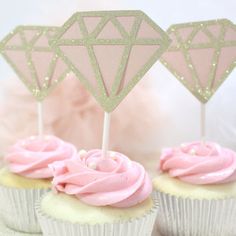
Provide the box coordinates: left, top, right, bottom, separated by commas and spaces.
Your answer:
153, 190, 236, 236
0, 185, 49, 233
0, 218, 164, 236
36, 195, 159, 236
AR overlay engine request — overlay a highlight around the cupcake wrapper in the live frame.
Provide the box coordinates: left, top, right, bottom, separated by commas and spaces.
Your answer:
0, 219, 42, 236
35, 196, 158, 236
0, 185, 49, 233
153, 190, 236, 236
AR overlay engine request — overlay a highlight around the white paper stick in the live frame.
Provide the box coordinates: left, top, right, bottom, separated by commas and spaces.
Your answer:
200, 103, 206, 143
37, 101, 43, 138
102, 112, 111, 159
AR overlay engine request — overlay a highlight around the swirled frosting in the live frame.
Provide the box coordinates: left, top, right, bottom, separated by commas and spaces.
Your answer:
50, 149, 152, 208
5, 135, 77, 179
160, 141, 236, 185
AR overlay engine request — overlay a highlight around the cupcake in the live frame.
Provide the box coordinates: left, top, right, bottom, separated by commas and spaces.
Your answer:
36, 149, 158, 236
0, 135, 77, 233
153, 141, 236, 236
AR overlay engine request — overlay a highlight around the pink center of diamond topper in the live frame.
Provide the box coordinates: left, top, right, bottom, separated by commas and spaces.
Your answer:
0, 26, 70, 100
50, 10, 171, 112
161, 19, 236, 103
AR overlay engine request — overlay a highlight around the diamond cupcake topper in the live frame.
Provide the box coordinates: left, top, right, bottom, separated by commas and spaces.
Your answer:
50, 10, 170, 158
161, 19, 236, 103
0, 26, 71, 137
0, 26, 70, 101
50, 10, 171, 112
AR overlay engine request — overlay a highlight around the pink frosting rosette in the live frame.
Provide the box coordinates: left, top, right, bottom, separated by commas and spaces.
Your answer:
5, 135, 77, 179
50, 149, 152, 208
160, 141, 236, 185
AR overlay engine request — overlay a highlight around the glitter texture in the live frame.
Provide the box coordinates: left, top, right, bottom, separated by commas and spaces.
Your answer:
161, 19, 236, 103
50, 10, 171, 112
0, 26, 70, 101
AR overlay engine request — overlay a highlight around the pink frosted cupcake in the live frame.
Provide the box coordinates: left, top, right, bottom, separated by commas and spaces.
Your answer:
0, 135, 77, 233
36, 149, 158, 236
153, 141, 236, 236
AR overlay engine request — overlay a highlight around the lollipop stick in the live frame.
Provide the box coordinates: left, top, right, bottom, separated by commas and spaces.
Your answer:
200, 103, 206, 144
37, 101, 44, 138
102, 112, 111, 159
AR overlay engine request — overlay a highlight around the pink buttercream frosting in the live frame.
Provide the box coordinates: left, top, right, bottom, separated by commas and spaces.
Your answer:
50, 149, 152, 208
160, 141, 236, 185
5, 135, 77, 179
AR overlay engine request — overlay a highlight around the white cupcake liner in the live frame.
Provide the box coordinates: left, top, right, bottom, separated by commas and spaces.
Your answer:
35, 195, 158, 236
0, 185, 49, 233
0, 218, 42, 236
153, 190, 236, 236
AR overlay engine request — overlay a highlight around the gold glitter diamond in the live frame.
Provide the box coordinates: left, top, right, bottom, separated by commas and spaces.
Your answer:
161, 19, 236, 103
50, 10, 171, 112
0, 26, 70, 101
